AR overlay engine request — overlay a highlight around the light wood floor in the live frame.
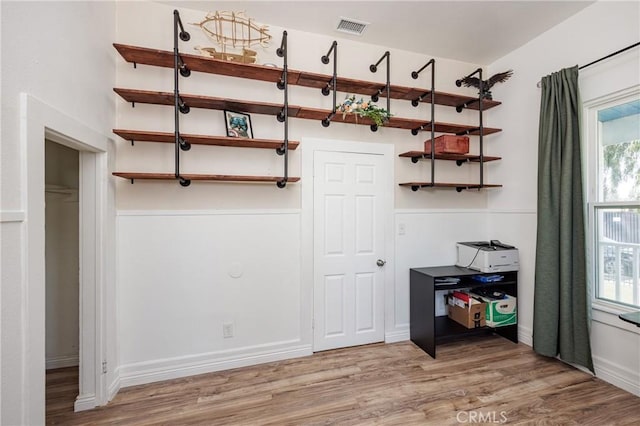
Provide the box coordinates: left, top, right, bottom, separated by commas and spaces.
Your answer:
47, 336, 640, 425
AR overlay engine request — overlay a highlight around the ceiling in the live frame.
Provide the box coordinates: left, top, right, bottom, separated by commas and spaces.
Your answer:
158, 0, 595, 64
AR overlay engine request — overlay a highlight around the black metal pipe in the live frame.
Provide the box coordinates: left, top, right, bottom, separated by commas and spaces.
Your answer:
429, 60, 435, 186
276, 31, 289, 188
412, 59, 436, 186
173, 10, 181, 181
321, 41, 337, 64
478, 69, 484, 188
321, 41, 338, 126
455, 98, 479, 113
370, 51, 389, 72
369, 51, 390, 131
173, 10, 191, 186
411, 59, 434, 80
385, 53, 390, 125
455, 68, 484, 188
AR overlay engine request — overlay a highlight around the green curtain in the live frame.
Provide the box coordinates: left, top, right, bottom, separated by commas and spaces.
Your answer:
533, 66, 594, 372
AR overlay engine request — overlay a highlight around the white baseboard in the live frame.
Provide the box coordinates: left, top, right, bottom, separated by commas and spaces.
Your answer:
119, 341, 312, 388
518, 325, 533, 347
0, 210, 25, 222
46, 354, 79, 370
107, 371, 121, 402
74, 394, 96, 412
593, 355, 640, 396
385, 329, 410, 343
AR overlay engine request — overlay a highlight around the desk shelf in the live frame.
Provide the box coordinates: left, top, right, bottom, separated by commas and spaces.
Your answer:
410, 266, 518, 358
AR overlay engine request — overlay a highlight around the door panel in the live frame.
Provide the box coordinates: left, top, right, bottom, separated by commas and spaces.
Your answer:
313, 150, 387, 351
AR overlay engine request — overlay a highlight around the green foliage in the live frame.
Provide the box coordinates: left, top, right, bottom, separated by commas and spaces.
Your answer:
336, 95, 392, 127
602, 139, 640, 200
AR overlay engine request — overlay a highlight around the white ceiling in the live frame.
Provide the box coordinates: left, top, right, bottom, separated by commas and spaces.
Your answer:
158, 0, 595, 64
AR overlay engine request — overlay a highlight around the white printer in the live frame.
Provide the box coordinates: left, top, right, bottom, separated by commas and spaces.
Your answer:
456, 240, 519, 272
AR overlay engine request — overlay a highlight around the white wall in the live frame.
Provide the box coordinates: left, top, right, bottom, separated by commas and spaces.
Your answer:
393, 210, 489, 335
116, 210, 304, 385
45, 141, 80, 369
114, 0, 497, 386
488, 1, 640, 395
0, 1, 116, 423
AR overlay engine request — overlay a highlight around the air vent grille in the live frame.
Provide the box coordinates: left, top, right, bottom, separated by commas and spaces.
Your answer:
336, 17, 369, 36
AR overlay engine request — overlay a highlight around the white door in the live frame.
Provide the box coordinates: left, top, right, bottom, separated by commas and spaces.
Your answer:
313, 150, 387, 351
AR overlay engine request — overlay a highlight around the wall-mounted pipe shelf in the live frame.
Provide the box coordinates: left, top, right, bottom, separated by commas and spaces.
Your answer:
113, 15, 297, 189
399, 182, 502, 192
113, 129, 300, 150
399, 66, 498, 192
114, 88, 501, 136
113, 43, 501, 111
113, 172, 300, 184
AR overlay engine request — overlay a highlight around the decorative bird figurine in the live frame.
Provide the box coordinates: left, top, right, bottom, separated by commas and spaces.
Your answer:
456, 70, 513, 100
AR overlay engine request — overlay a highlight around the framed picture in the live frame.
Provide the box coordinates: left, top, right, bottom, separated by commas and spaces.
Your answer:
224, 110, 253, 138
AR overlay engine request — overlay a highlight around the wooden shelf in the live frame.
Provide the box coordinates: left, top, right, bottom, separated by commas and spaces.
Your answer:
112, 172, 300, 184
114, 43, 501, 111
113, 129, 299, 150
398, 151, 501, 163
114, 88, 502, 136
399, 182, 502, 191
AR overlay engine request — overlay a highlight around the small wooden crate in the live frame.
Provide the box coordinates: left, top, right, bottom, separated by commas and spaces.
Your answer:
424, 135, 469, 154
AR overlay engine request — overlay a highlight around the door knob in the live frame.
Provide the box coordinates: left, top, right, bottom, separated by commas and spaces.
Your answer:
376, 259, 386, 267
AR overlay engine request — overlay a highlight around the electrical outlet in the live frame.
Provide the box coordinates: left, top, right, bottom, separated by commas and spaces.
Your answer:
223, 322, 234, 338
398, 223, 406, 235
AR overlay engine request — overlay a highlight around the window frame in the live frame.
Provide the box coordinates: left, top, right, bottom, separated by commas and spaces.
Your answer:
584, 85, 640, 312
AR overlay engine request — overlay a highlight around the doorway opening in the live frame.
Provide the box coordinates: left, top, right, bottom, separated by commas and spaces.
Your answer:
45, 140, 80, 414
21, 94, 113, 423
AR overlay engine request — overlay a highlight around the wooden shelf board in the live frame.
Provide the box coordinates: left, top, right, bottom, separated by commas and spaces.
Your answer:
399, 182, 502, 190
114, 43, 501, 111
113, 129, 299, 150
399, 151, 501, 162
114, 88, 501, 136
112, 172, 300, 183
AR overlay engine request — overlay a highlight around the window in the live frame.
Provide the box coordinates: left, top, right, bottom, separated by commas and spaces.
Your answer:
586, 90, 640, 309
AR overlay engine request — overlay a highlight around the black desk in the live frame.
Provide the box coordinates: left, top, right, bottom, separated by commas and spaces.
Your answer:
410, 266, 518, 358
619, 311, 640, 327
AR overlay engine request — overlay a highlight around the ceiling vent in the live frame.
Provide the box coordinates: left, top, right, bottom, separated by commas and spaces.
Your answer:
336, 17, 369, 36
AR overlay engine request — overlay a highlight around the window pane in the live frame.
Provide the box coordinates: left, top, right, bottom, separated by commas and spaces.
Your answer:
595, 206, 640, 307
598, 99, 640, 202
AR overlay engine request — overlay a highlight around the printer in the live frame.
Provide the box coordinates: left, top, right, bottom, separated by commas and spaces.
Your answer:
456, 240, 519, 272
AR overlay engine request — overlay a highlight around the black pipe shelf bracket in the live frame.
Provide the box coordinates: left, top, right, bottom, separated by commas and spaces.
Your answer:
369, 51, 390, 132
171, 9, 192, 187
275, 31, 290, 188
320, 41, 338, 128
456, 68, 484, 188
411, 59, 436, 187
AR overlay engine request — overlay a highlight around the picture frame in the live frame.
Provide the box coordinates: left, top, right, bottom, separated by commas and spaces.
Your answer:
224, 110, 253, 138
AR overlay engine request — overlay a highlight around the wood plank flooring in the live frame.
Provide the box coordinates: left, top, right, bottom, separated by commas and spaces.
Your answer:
47, 336, 640, 425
